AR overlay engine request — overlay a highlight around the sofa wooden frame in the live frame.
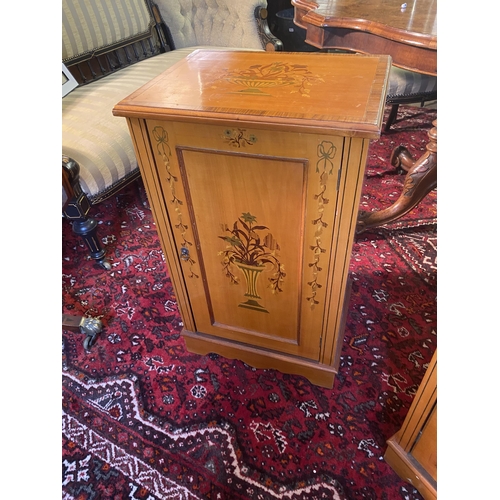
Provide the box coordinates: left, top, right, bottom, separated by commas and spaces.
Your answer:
62, 0, 282, 269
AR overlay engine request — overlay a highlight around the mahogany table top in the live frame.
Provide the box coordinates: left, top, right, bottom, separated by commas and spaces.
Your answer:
293, 0, 436, 46
293, 0, 436, 75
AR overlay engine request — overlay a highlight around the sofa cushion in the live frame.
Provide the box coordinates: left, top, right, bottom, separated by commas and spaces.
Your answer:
63, 0, 153, 62
62, 47, 258, 202
156, 0, 267, 50
63, 48, 197, 201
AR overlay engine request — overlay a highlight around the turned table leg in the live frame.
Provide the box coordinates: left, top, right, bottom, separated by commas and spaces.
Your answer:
62, 156, 112, 270
357, 120, 437, 232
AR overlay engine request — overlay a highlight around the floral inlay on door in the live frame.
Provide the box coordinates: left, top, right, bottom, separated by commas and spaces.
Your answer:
307, 140, 338, 309
152, 126, 198, 278
223, 128, 257, 148
218, 213, 286, 313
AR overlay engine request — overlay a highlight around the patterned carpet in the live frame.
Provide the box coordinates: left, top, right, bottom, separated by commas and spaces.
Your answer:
62, 105, 437, 500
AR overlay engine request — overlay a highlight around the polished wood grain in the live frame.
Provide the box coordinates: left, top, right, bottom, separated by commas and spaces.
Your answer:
384, 350, 437, 500
114, 50, 390, 387
292, 0, 437, 75
114, 49, 391, 138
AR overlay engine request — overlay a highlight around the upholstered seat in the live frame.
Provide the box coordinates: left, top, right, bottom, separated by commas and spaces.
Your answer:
64, 47, 210, 203
155, 0, 271, 51
385, 66, 437, 131
62, 0, 281, 268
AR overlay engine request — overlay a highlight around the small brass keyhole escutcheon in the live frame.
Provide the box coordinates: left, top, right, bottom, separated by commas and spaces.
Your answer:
180, 247, 190, 261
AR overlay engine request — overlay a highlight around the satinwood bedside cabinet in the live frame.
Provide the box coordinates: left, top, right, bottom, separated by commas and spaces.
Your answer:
113, 50, 390, 388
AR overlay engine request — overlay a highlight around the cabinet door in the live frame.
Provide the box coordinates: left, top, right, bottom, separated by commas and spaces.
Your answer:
146, 120, 364, 362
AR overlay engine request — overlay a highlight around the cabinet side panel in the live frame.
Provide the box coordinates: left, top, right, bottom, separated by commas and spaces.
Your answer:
126, 118, 196, 331
322, 137, 370, 367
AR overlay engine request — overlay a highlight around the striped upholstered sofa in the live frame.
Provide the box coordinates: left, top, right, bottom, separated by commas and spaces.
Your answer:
62, 0, 282, 269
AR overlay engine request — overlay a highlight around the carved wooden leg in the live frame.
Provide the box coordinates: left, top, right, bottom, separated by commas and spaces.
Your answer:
62, 156, 111, 270
357, 120, 437, 232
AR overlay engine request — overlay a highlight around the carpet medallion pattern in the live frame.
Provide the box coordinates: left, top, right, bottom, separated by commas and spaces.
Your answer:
63, 106, 437, 500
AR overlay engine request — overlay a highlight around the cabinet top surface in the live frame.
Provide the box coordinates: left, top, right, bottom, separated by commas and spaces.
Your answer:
113, 50, 391, 137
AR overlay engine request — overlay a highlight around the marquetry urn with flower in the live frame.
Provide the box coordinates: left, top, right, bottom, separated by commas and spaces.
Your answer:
218, 212, 286, 313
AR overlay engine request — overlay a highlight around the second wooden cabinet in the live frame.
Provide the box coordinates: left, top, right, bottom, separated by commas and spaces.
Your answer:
384, 350, 437, 499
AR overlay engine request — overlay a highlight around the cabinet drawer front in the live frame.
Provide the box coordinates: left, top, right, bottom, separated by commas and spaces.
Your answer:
146, 120, 365, 361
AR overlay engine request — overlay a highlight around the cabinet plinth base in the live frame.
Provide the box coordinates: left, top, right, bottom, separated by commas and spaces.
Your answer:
182, 329, 337, 388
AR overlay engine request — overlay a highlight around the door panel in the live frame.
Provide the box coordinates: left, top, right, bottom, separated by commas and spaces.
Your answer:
146, 120, 345, 361
179, 148, 306, 344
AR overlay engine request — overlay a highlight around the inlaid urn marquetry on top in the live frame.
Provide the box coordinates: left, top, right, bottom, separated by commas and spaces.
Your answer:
114, 49, 391, 138
222, 61, 325, 97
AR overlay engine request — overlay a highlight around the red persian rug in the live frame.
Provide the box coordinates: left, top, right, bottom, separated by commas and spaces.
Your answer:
62, 105, 437, 500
